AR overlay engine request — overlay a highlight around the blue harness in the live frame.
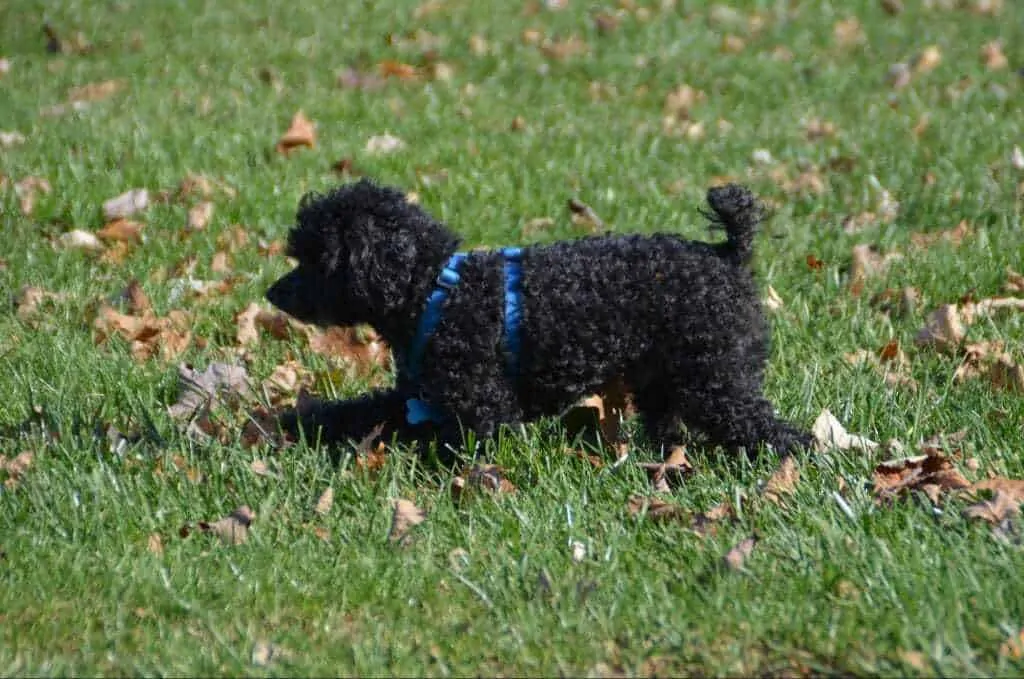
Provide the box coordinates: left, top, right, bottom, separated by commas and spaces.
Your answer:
401, 247, 523, 425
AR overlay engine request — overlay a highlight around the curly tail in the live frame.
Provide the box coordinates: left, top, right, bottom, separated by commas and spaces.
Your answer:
702, 183, 764, 266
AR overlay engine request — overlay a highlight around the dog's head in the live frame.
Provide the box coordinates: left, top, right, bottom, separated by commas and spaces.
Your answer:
266, 179, 459, 332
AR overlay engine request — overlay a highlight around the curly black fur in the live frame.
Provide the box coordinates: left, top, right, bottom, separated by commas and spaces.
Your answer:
266, 179, 811, 459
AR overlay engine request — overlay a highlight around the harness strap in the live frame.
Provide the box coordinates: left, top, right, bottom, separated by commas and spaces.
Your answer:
403, 249, 524, 425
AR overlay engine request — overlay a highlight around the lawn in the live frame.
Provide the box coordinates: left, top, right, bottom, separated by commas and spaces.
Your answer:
1, 0, 1023, 674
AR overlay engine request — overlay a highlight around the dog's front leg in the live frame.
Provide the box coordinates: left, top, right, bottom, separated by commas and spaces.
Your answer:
278, 388, 418, 448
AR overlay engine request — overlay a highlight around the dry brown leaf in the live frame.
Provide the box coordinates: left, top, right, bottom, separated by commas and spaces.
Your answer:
804, 118, 837, 140
640, 445, 693, 492
913, 45, 942, 73
388, 498, 426, 544
103, 189, 149, 221
379, 60, 418, 80
723, 536, 757, 571
14, 176, 51, 215
980, 41, 1008, 70
763, 285, 784, 311
147, 533, 163, 556
240, 407, 287, 449
187, 201, 214, 231
832, 17, 865, 48
0, 131, 25, 147
235, 303, 296, 346
763, 455, 799, 504
873, 452, 971, 503
848, 244, 902, 295
250, 459, 273, 477
812, 409, 878, 452
0, 451, 34, 489
307, 326, 388, 370
899, 651, 929, 672
1000, 629, 1024, 660
1004, 269, 1024, 294
197, 505, 255, 545
14, 286, 64, 320
691, 501, 735, 537
915, 304, 965, 353
276, 111, 316, 155
451, 464, 517, 502
122, 279, 151, 315
910, 220, 972, 249
989, 357, 1024, 393
58, 229, 104, 252
540, 35, 590, 60
167, 362, 254, 421
68, 79, 123, 103
210, 251, 231, 274
962, 491, 1020, 524
315, 487, 334, 516
365, 133, 405, 155
627, 495, 685, 522
97, 218, 144, 243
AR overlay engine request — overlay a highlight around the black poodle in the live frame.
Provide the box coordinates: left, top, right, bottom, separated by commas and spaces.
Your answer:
265, 179, 811, 459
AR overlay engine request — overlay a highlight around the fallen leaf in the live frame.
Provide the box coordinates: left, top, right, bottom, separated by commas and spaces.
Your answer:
570, 540, 587, 563
103, 188, 149, 220
58, 229, 104, 252
989, 356, 1024, 393
627, 495, 685, 521
1001, 629, 1024, 660
763, 285, 784, 310
0, 131, 25, 147
67, 79, 123, 103
315, 487, 334, 516
196, 505, 255, 545
187, 201, 214, 231
1004, 269, 1024, 294
899, 651, 930, 672
250, 459, 273, 477
763, 455, 799, 504
723, 536, 757, 571
14, 286, 64, 320
812, 409, 878, 452
963, 491, 1020, 524
14, 176, 51, 215
567, 197, 606, 231
910, 220, 972, 249
0, 451, 34, 489
365, 133, 405, 155
388, 498, 426, 544
0, 58, 10, 76
915, 304, 965, 353
379, 59, 418, 79
690, 501, 735, 537
981, 41, 1008, 70
307, 326, 389, 371
539, 35, 590, 60
353, 423, 388, 472
166, 362, 254, 421
96, 218, 144, 243
832, 17, 864, 49
806, 254, 825, 271
873, 452, 970, 503
276, 111, 316, 155
848, 244, 902, 295
147, 533, 163, 556
251, 640, 288, 667
640, 445, 693, 492
913, 45, 942, 73
887, 62, 912, 89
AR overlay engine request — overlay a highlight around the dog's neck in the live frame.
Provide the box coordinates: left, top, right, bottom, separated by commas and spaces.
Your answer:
373, 241, 460, 351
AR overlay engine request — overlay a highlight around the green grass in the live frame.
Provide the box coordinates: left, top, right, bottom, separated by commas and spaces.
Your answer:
2, 0, 1024, 674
